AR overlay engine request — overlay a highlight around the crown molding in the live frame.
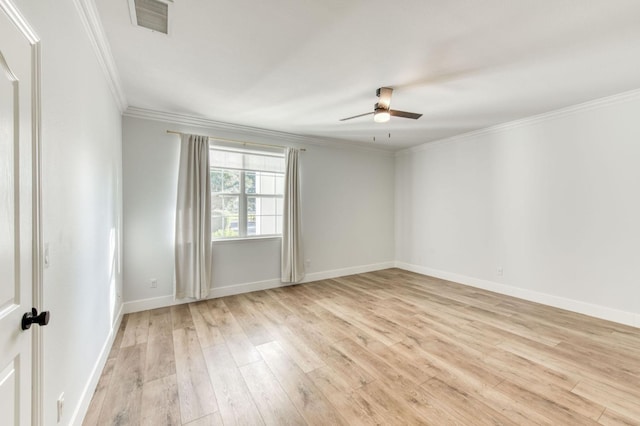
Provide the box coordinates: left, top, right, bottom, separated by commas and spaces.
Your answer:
0, 0, 39, 43
72, 0, 128, 112
398, 87, 640, 156
124, 106, 395, 155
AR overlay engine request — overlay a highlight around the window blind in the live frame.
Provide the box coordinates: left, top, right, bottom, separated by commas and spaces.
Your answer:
209, 147, 285, 173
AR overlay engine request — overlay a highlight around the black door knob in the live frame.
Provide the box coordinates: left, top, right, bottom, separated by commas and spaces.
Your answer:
21, 308, 50, 330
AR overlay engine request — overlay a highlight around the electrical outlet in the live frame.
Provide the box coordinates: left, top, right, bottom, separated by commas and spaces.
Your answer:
305, 259, 311, 267
150, 278, 158, 288
57, 393, 64, 423
497, 267, 503, 276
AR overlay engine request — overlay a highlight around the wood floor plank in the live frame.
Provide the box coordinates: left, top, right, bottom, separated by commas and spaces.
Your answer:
402, 331, 506, 391
224, 332, 263, 367
315, 298, 404, 345
355, 379, 434, 425
279, 303, 352, 344
483, 349, 604, 420
437, 371, 554, 425
256, 341, 346, 425
307, 366, 389, 425
251, 290, 298, 325
419, 376, 517, 425
572, 379, 640, 422
282, 316, 375, 389
598, 408, 639, 426
173, 326, 218, 423
498, 337, 636, 393
224, 295, 275, 346
172, 303, 195, 330
86, 269, 640, 425
202, 344, 264, 425
148, 307, 173, 339
207, 299, 244, 336
611, 330, 640, 350
108, 314, 128, 360
262, 320, 325, 373
189, 301, 224, 348
239, 293, 326, 373
332, 337, 421, 388
140, 374, 181, 425
483, 344, 578, 389
146, 307, 176, 382
82, 357, 116, 426
97, 343, 147, 425
184, 412, 224, 426
495, 380, 600, 425
239, 361, 306, 426
121, 310, 150, 348
556, 340, 640, 376
371, 341, 438, 384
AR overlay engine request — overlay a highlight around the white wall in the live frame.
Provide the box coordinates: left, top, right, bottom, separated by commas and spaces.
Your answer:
16, 0, 124, 424
396, 91, 640, 326
122, 115, 395, 307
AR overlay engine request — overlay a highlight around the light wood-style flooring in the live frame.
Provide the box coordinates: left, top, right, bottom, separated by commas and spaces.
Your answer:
84, 269, 640, 425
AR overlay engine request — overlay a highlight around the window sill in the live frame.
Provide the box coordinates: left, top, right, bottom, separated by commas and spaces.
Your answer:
212, 235, 282, 244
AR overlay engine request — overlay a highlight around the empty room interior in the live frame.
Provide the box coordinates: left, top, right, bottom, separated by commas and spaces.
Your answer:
1, 0, 640, 425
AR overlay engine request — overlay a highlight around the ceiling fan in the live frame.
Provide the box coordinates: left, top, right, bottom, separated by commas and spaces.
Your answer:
340, 87, 423, 123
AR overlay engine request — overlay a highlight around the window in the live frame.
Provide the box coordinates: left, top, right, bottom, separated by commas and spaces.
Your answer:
210, 144, 285, 239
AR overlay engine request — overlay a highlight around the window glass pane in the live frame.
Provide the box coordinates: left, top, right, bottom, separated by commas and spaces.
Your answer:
275, 175, 284, 195
222, 170, 240, 193
247, 215, 257, 236
211, 168, 240, 193
248, 171, 283, 195
245, 171, 256, 194
212, 194, 239, 238
211, 194, 223, 211
262, 173, 276, 194
258, 215, 276, 235
249, 196, 283, 236
210, 169, 223, 193
263, 198, 277, 215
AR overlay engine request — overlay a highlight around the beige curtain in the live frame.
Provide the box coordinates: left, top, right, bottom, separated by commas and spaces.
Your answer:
175, 134, 212, 299
281, 148, 305, 283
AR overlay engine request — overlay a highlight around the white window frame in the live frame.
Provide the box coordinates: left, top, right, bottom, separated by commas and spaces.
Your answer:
210, 146, 284, 240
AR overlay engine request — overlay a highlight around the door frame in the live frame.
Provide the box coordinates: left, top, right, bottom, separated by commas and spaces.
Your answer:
0, 1, 43, 425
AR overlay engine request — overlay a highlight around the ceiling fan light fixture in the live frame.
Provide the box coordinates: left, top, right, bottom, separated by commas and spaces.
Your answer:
339, 88, 421, 122
374, 108, 390, 123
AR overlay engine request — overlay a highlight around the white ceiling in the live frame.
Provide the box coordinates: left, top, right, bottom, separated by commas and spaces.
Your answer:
95, 0, 640, 150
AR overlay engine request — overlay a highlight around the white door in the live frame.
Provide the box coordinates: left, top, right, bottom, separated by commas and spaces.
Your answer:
0, 2, 36, 425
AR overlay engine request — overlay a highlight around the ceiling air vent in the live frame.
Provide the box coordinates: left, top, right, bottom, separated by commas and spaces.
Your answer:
128, 0, 172, 34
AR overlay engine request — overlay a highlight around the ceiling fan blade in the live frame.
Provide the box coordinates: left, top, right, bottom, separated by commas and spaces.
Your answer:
376, 87, 393, 110
339, 111, 374, 121
389, 109, 422, 119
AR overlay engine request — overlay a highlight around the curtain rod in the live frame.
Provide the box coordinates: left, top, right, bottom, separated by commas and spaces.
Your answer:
166, 130, 306, 151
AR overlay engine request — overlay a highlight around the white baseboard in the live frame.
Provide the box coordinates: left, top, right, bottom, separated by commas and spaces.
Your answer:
302, 261, 395, 283
123, 261, 395, 314
395, 261, 640, 328
70, 303, 124, 426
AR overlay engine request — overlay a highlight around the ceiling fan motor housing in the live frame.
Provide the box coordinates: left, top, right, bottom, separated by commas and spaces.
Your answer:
374, 103, 387, 112
339, 87, 421, 121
